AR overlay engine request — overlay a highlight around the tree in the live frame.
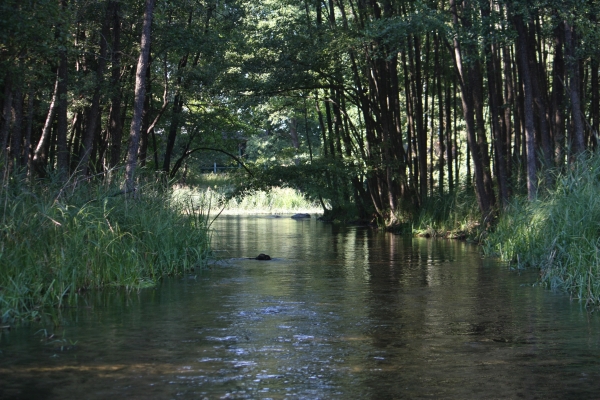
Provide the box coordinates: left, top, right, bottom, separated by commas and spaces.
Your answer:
125, 0, 155, 192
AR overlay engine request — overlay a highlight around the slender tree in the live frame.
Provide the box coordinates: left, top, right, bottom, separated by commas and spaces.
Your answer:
125, 0, 155, 192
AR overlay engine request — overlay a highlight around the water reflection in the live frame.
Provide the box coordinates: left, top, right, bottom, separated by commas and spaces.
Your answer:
1, 215, 600, 399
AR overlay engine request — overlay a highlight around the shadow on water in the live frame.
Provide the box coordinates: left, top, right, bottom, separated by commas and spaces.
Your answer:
2, 215, 600, 398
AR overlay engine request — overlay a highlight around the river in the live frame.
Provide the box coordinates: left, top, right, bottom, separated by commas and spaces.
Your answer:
1, 215, 600, 399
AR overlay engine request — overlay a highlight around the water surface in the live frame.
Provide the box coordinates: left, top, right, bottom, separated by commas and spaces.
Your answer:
1, 215, 600, 399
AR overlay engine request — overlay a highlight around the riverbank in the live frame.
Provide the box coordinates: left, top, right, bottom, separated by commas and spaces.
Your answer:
484, 154, 600, 306
0, 175, 210, 323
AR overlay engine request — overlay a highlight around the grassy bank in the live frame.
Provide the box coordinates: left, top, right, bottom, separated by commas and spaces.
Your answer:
173, 173, 324, 215
484, 154, 600, 306
0, 174, 210, 323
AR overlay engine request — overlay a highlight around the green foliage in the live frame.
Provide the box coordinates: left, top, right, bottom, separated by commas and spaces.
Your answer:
229, 158, 361, 214
484, 153, 600, 306
0, 173, 210, 323
173, 173, 323, 214
392, 188, 481, 239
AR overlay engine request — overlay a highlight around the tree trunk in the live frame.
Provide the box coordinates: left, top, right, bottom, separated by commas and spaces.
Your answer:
108, 0, 123, 170
33, 76, 58, 175
527, 20, 553, 172
591, 59, 599, 147
23, 88, 34, 170
0, 78, 12, 161
564, 20, 585, 156
449, 0, 494, 217
125, 0, 155, 192
551, 20, 565, 167
10, 85, 23, 170
514, 15, 537, 200
56, 4, 69, 178
78, 2, 110, 176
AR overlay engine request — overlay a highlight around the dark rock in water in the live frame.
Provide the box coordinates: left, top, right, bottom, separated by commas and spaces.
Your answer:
255, 253, 271, 260
291, 213, 311, 219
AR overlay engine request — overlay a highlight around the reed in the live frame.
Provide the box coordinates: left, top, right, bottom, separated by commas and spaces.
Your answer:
484, 153, 600, 306
0, 172, 210, 322
172, 180, 323, 215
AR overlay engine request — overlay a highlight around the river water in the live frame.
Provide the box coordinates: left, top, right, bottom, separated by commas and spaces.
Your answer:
2, 215, 600, 399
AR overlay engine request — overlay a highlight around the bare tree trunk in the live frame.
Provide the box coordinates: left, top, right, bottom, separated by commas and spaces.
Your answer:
485, 39, 509, 206
551, 19, 565, 167
108, 0, 123, 170
0, 78, 12, 161
592, 59, 599, 147
10, 85, 23, 170
78, 2, 110, 176
449, 0, 494, 217
527, 20, 553, 173
564, 21, 585, 156
436, 34, 445, 197
56, 4, 69, 178
502, 44, 515, 186
33, 76, 58, 175
125, 0, 155, 192
515, 15, 537, 200
23, 88, 34, 170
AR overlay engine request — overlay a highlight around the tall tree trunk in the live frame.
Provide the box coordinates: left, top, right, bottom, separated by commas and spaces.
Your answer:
23, 88, 34, 170
33, 76, 58, 175
527, 20, 553, 172
108, 0, 123, 170
514, 15, 537, 200
78, 2, 110, 176
449, 0, 494, 217
56, 2, 69, 178
436, 34, 445, 197
10, 84, 23, 170
485, 39, 509, 206
125, 0, 155, 192
0, 78, 12, 161
551, 19, 565, 167
412, 35, 427, 204
138, 63, 152, 167
591, 59, 599, 147
445, 83, 453, 194
502, 44, 515, 187
564, 20, 585, 156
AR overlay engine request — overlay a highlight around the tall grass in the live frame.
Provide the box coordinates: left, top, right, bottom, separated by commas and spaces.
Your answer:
484, 153, 600, 306
0, 173, 210, 322
172, 178, 324, 215
391, 188, 482, 238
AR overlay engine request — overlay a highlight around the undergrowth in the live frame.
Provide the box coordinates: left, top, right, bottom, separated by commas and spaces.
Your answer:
391, 188, 482, 239
484, 153, 600, 306
0, 172, 210, 323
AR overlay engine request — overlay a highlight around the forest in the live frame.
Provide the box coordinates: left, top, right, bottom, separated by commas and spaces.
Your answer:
2, 0, 600, 318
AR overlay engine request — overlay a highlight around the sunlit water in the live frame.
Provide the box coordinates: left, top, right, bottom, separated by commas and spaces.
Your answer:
2, 215, 600, 399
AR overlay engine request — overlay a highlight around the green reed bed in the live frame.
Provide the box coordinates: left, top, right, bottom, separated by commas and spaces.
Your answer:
484, 154, 600, 306
173, 183, 323, 215
0, 177, 210, 322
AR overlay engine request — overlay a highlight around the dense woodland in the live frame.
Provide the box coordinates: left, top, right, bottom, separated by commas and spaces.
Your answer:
2, 0, 600, 224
